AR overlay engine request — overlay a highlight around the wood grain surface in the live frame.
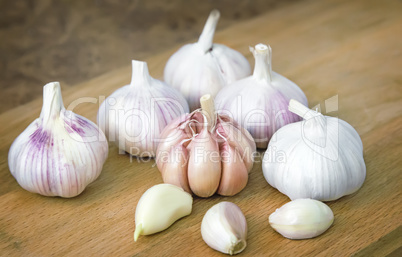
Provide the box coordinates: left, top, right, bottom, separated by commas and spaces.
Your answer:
1, 0, 401, 256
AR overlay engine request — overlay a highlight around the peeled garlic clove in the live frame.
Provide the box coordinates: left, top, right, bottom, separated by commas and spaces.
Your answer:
217, 142, 248, 196
134, 184, 193, 241
201, 202, 247, 255
187, 125, 221, 197
161, 145, 191, 193
215, 43, 308, 148
8, 82, 109, 198
97, 60, 189, 157
269, 199, 334, 239
164, 10, 251, 111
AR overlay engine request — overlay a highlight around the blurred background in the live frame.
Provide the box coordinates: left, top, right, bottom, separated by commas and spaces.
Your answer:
0, 0, 297, 114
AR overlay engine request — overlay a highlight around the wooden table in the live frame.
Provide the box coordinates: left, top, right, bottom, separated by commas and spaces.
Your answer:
1, 0, 401, 255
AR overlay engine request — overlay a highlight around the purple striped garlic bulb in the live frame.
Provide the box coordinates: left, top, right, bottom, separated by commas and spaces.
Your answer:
156, 94, 256, 197
215, 43, 308, 149
97, 60, 189, 157
8, 82, 108, 198
164, 10, 251, 111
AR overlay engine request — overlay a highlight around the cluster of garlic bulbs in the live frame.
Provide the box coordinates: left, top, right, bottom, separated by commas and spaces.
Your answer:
156, 95, 256, 197
8, 82, 109, 198
164, 10, 251, 111
215, 43, 308, 148
97, 60, 189, 157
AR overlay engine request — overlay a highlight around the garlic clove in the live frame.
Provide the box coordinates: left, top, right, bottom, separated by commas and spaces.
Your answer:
187, 126, 221, 197
161, 145, 191, 193
217, 142, 248, 196
201, 202, 247, 255
134, 183, 193, 241
8, 82, 108, 198
269, 199, 334, 240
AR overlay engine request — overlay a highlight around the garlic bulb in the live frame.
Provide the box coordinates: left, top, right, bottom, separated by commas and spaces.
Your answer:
8, 82, 108, 198
134, 183, 193, 241
262, 99, 366, 201
269, 199, 334, 239
201, 202, 247, 255
97, 60, 189, 157
215, 43, 308, 149
164, 10, 251, 111
156, 94, 256, 197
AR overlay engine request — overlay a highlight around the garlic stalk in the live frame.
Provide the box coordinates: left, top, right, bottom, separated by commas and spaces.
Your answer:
134, 184, 193, 241
97, 60, 189, 157
215, 43, 308, 149
262, 99, 366, 201
269, 199, 334, 239
201, 202, 247, 255
156, 94, 256, 197
8, 82, 108, 198
164, 10, 251, 111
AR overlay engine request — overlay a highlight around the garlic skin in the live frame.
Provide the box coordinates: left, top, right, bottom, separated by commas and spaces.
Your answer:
201, 202, 247, 255
156, 94, 256, 197
97, 60, 189, 157
134, 184, 193, 241
164, 10, 251, 111
269, 199, 334, 240
8, 82, 108, 198
262, 99, 366, 201
215, 43, 308, 149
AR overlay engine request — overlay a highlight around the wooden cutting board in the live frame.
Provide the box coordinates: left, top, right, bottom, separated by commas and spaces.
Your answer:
1, 0, 401, 255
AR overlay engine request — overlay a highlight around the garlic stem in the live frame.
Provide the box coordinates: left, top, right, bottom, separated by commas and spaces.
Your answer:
198, 9, 220, 53
130, 60, 152, 87
200, 94, 216, 131
251, 43, 272, 82
288, 99, 320, 120
40, 82, 64, 126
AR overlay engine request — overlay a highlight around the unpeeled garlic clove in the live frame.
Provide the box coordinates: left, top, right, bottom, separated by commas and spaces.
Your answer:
134, 184, 193, 241
161, 145, 191, 193
187, 125, 221, 197
217, 142, 248, 196
269, 199, 334, 240
201, 202, 247, 255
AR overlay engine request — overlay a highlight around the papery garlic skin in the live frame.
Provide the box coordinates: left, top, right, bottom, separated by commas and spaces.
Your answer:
262, 99, 366, 201
134, 184, 193, 241
201, 202, 247, 255
269, 199, 334, 239
215, 44, 307, 149
97, 60, 189, 157
8, 82, 108, 198
164, 10, 251, 111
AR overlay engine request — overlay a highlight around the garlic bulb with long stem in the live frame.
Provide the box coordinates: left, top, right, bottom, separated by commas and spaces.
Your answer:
215, 43, 308, 149
164, 10, 251, 111
201, 202, 247, 255
97, 60, 189, 157
262, 99, 366, 201
8, 82, 108, 198
269, 199, 334, 239
156, 94, 256, 197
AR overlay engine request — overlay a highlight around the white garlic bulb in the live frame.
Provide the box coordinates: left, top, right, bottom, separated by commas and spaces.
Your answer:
201, 202, 247, 255
164, 10, 251, 111
97, 60, 189, 157
262, 99, 366, 201
8, 82, 108, 198
134, 184, 193, 241
269, 199, 334, 239
215, 43, 308, 149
